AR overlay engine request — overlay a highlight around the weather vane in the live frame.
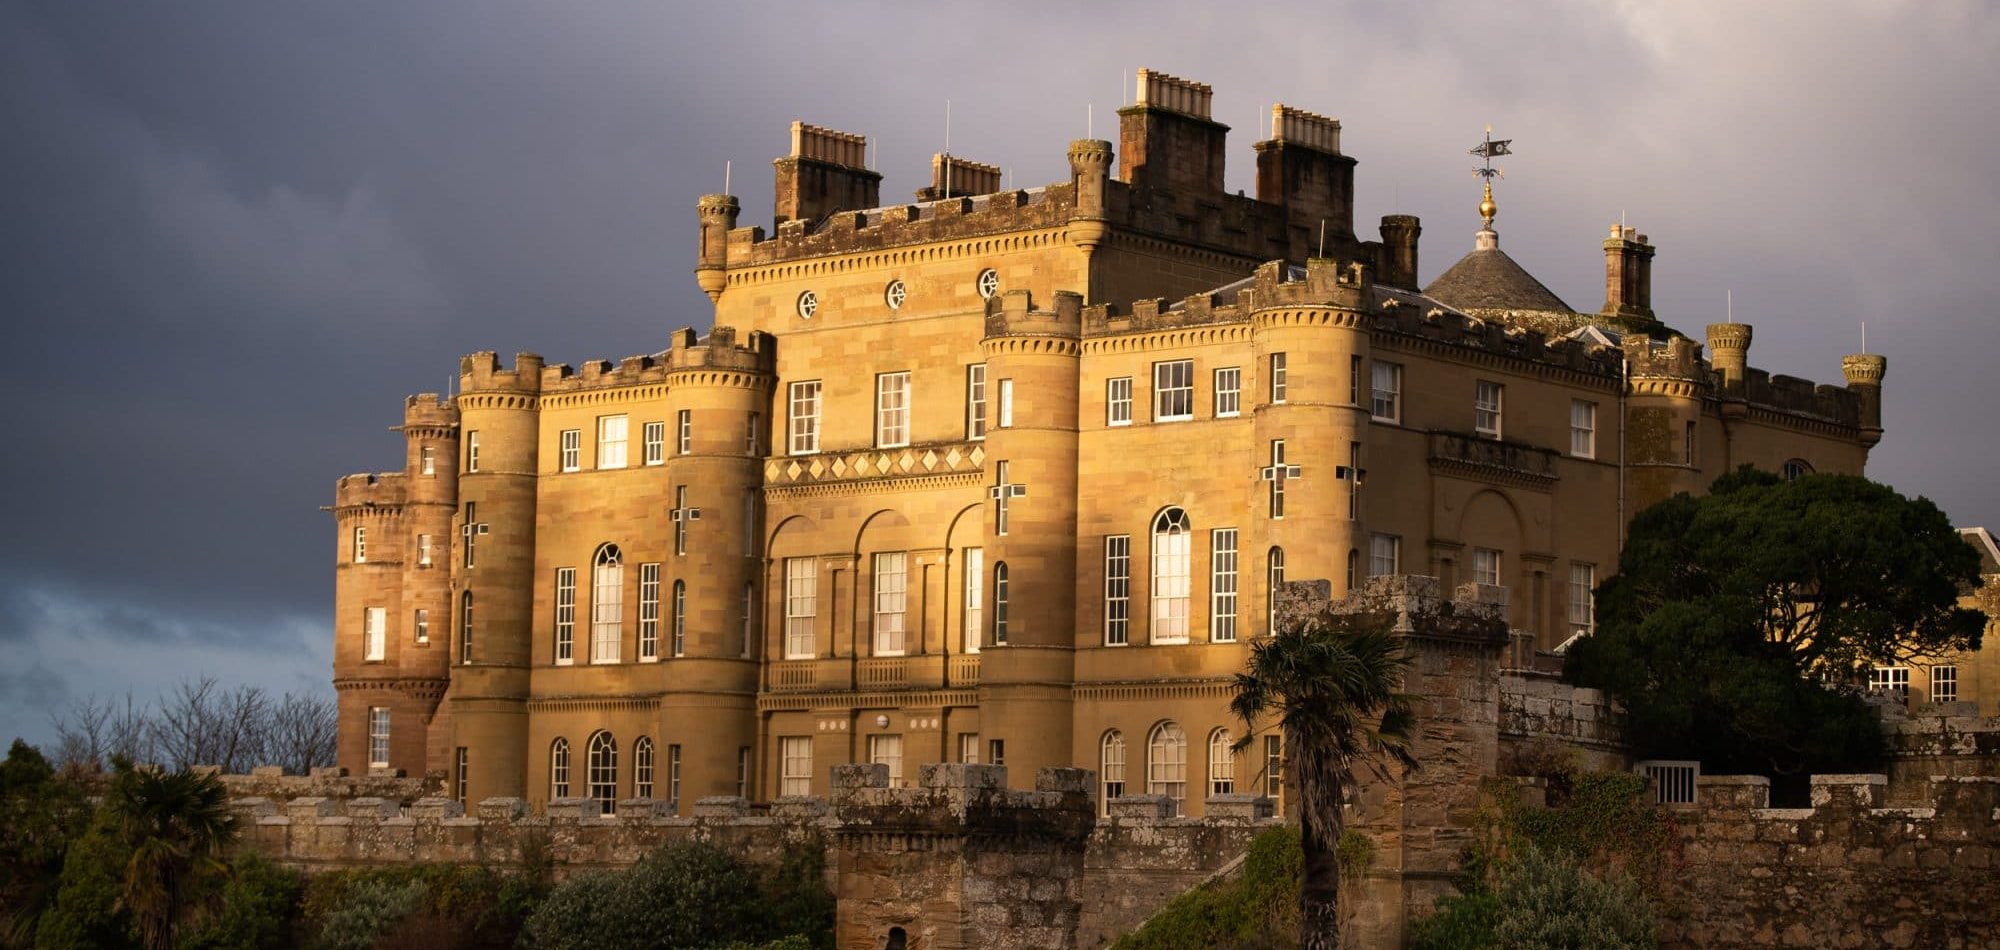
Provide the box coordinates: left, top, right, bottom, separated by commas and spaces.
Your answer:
1470, 124, 1512, 230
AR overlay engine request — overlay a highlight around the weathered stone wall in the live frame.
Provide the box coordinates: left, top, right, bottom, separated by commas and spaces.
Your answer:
1881, 703, 2000, 802
1660, 773, 2000, 949
1077, 794, 1277, 947
1497, 671, 1626, 772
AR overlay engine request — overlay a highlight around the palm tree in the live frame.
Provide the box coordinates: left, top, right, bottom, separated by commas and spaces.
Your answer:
103, 761, 237, 950
1232, 608, 1418, 950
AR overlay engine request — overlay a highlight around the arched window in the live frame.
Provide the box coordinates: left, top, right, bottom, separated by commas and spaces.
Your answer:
1147, 721, 1188, 811
459, 590, 474, 664
1151, 509, 1192, 643
550, 737, 571, 800
1100, 731, 1127, 813
1208, 729, 1236, 797
1782, 458, 1814, 480
993, 562, 1010, 645
634, 737, 655, 799
672, 580, 687, 657
592, 544, 624, 663
1266, 547, 1286, 635
587, 731, 617, 814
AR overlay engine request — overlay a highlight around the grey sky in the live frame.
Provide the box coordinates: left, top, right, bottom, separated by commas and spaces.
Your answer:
4, 1, 1996, 748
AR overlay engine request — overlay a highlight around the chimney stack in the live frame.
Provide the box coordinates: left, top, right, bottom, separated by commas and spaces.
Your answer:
1118, 69, 1227, 196
1602, 224, 1657, 326
1378, 215, 1422, 290
773, 121, 881, 229
915, 153, 1001, 201
1256, 104, 1357, 254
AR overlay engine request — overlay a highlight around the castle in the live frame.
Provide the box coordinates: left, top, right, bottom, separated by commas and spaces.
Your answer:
328, 69, 1889, 816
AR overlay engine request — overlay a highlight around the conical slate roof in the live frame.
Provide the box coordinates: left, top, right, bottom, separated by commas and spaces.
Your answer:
1423, 232, 1574, 315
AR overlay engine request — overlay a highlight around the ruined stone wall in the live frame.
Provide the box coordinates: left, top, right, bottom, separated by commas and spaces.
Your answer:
1660, 774, 2000, 949
1077, 794, 1278, 947
1497, 671, 1626, 772
1880, 704, 2000, 802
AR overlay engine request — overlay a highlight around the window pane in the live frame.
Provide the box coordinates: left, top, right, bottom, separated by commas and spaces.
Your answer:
876, 372, 911, 448
1108, 377, 1133, 426
788, 381, 821, 454
963, 547, 984, 654
1151, 509, 1191, 643
785, 558, 818, 659
1153, 361, 1194, 421
873, 552, 907, 655
1371, 363, 1401, 421
1214, 367, 1241, 417
1211, 529, 1238, 643
1104, 536, 1130, 646
599, 416, 628, 469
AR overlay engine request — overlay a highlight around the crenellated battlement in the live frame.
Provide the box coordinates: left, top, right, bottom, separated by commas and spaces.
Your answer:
1622, 333, 1705, 380
984, 289, 1083, 340
535, 326, 777, 395
332, 471, 407, 511
400, 393, 458, 433
459, 351, 546, 395
1740, 368, 1860, 425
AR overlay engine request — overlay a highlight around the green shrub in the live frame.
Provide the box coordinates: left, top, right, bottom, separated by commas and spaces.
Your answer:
522, 840, 785, 950
299, 864, 540, 950
309, 876, 421, 950
1491, 847, 1654, 949
1112, 826, 1302, 950
1405, 890, 1501, 950
757, 841, 835, 950
177, 855, 304, 950
32, 813, 137, 950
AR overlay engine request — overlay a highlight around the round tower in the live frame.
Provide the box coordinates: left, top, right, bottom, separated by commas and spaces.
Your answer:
975, 289, 1082, 788
1622, 335, 1708, 512
448, 351, 543, 802
695, 194, 739, 305
1705, 322, 1753, 393
330, 469, 414, 776
398, 395, 459, 771
1842, 352, 1886, 447
653, 326, 774, 812
1248, 259, 1374, 616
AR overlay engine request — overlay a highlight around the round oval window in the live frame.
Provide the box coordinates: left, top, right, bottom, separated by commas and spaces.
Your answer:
975, 269, 999, 300
796, 290, 818, 319
884, 280, 907, 311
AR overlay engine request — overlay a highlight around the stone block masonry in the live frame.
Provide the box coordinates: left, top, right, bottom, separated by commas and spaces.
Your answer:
1659, 773, 2000, 949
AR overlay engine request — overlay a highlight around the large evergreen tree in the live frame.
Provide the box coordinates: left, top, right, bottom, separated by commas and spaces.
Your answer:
1231, 606, 1416, 950
1566, 468, 1984, 776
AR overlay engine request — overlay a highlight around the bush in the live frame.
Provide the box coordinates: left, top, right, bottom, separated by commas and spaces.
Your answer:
522, 840, 827, 950
1112, 826, 1302, 950
1491, 847, 1654, 949
309, 876, 421, 950
32, 814, 137, 950
299, 864, 541, 950
177, 855, 304, 950
1405, 890, 1502, 950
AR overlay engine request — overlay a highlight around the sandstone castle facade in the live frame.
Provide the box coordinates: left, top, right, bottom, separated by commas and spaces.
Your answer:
328, 69, 1887, 815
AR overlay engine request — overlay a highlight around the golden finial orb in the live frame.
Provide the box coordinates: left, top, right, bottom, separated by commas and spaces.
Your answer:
1479, 180, 1497, 226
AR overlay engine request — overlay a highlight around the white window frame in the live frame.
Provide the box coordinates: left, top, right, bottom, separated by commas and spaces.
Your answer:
1370, 534, 1401, 577
364, 606, 386, 661
1101, 731, 1127, 812
1472, 547, 1502, 588
555, 566, 576, 665
873, 551, 907, 656
1266, 547, 1285, 635
367, 707, 389, 769
586, 731, 617, 813
784, 557, 818, 659
993, 562, 1010, 645
1263, 735, 1283, 802
1150, 509, 1192, 644
550, 737, 571, 799
876, 372, 912, 448
644, 420, 666, 465
1107, 376, 1134, 427
1211, 528, 1238, 643
671, 580, 687, 657
780, 736, 812, 797
1870, 665, 1911, 696
1208, 728, 1235, 796
997, 378, 1015, 428
591, 545, 623, 664
959, 733, 979, 764
639, 562, 661, 661
788, 380, 821, 455
420, 446, 435, 476
677, 409, 692, 456
1104, 535, 1131, 646
414, 608, 429, 644
352, 526, 366, 564
459, 591, 474, 664
966, 364, 988, 440
1153, 360, 1194, 422
1371, 362, 1402, 423
560, 429, 582, 472
1571, 400, 1597, 459
1147, 721, 1188, 811
455, 747, 468, 803
963, 547, 984, 654
746, 412, 761, 456
1269, 352, 1288, 404
1214, 367, 1241, 418
1568, 563, 1596, 634
417, 534, 432, 567
466, 431, 481, 472
634, 736, 655, 799
598, 415, 628, 469
1475, 380, 1504, 439
1931, 665, 1959, 703
668, 743, 682, 809
868, 734, 905, 788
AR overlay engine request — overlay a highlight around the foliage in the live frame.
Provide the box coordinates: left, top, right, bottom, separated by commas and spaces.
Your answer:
1111, 826, 1302, 950
756, 840, 835, 950
521, 839, 830, 950
1, 741, 92, 948
1566, 469, 1984, 776
1229, 606, 1416, 950
177, 855, 303, 950
32, 809, 139, 950
49, 679, 336, 775
298, 864, 543, 950
1410, 769, 1667, 950
102, 762, 237, 950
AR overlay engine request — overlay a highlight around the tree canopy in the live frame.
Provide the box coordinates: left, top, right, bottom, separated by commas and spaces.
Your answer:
1565, 468, 1984, 776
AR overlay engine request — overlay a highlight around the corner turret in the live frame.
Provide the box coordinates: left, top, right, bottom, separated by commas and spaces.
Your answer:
1842, 352, 1886, 444
696, 193, 740, 303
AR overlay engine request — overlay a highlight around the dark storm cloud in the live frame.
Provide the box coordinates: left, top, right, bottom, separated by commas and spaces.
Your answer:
2, 0, 1996, 746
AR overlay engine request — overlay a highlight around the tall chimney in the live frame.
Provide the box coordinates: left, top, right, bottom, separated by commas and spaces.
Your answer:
1256, 104, 1357, 252
915, 153, 1001, 201
1602, 225, 1656, 319
1378, 215, 1421, 290
772, 121, 881, 229
1118, 69, 1227, 196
